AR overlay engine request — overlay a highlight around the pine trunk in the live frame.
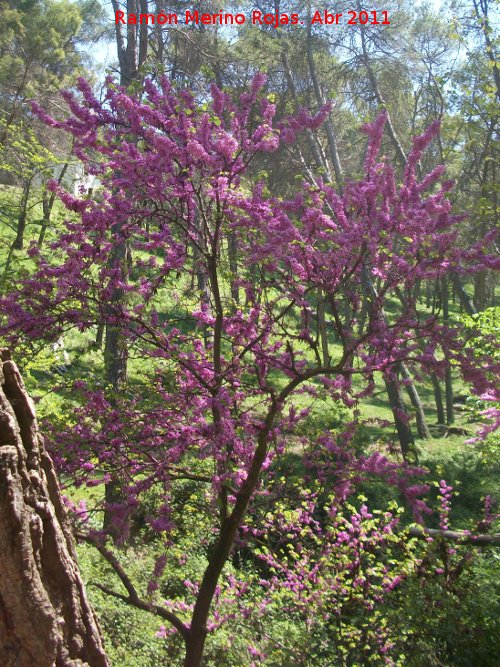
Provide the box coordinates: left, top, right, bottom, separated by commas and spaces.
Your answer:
0, 351, 109, 667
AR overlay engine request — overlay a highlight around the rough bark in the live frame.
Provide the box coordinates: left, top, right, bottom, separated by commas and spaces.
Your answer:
444, 365, 454, 425
0, 350, 109, 667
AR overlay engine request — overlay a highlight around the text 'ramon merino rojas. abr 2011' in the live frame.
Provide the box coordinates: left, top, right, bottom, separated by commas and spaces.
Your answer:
115, 8, 391, 29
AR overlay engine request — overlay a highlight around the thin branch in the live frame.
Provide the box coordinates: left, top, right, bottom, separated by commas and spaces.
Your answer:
76, 532, 190, 638
93, 583, 189, 637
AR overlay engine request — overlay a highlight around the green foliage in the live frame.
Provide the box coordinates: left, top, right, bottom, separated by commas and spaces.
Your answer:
392, 548, 500, 667
74, 481, 500, 666
0, 0, 84, 95
0, 119, 61, 180
0, 185, 70, 293
462, 307, 499, 365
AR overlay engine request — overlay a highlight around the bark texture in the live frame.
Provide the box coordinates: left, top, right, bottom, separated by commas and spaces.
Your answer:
0, 350, 109, 667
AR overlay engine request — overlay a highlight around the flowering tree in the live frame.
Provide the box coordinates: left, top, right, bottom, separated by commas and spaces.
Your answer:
1, 76, 498, 666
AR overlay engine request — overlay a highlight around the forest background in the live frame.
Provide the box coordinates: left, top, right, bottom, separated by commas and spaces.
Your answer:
0, 1, 499, 666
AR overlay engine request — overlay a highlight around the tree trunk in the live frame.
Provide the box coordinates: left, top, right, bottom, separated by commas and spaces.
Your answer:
95, 323, 104, 349
431, 373, 446, 425
0, 350, 109, 667
281, 50, 331, 181
426, 280, 432, 309
451, 273, 477, 316
441, 277, 455, 424
228, 232, 239, 306
38, 190, 51, 249
317, 289, 330, 366
359, 21, 407, 168
183, 634, 207, 667
361, 269, 414, 459
391, 289, 430, 441
103, 259, 130, 543
445, 365, 454, 425
306, 0, 343, 189
38, 162, 69, 248
474, 271, 487, 312
472, 0, 500, 101
0, 246, 14, 295
12, 179, 31, 251
102, 4, 148, 540
400, 363, 430, 439
384, 375, 414, 459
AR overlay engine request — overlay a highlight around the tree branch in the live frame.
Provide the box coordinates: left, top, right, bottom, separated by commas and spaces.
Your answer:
76, 532, 189, 638
93, 583, 189, 637
409, 526, 500, 546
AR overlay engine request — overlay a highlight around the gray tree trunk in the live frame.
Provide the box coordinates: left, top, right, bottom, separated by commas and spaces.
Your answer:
400, 362, 431, 439
431, 372, 446, 425
306, 0, 343, 189
12, 178, 32, 251
0, 350, 109, 667
384, 375, 414, 459
441, 277, 455, 424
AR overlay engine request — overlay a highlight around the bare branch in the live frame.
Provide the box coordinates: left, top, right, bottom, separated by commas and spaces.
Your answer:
76, 532, 190, 638
93, 583, 189, 638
